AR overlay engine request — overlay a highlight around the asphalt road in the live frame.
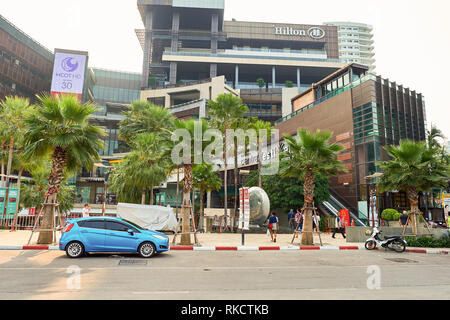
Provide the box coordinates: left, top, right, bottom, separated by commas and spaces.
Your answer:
0, 249, 449, 300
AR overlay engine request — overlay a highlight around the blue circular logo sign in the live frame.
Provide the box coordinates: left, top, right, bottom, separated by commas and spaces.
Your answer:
61, 57, 79, 72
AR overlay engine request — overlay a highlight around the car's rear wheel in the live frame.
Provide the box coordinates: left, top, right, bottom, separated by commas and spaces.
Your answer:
138, 242, 156, 258
66, 241, 85, 259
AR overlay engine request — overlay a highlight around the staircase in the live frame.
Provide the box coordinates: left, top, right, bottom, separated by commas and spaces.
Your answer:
319, 189, 366, 227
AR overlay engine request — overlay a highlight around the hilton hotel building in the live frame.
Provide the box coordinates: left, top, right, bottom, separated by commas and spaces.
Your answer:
135, 0, 369, 124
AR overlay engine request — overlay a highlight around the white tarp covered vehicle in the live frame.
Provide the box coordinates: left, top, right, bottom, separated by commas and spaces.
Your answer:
116, 203, 178, 232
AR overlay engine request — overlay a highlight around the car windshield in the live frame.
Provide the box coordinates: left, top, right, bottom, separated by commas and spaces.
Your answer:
122, 219, 145, 230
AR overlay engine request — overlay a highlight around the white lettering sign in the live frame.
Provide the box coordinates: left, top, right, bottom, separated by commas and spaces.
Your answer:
275, 26, 325, 40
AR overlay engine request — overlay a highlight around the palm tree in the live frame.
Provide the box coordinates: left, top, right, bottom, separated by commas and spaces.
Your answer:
119, 100, 174, 145
0, 96, 33, 187
172, 119, 210, 245
427, 124, 445, 150
281, 128, 345, 245
192, 164, 222, 229
377, 140, 449, 235
109, 133, 172, 205
208, 94, 249, 217
250, 120, 272, 188
19, 162, 76, 215
23, 94, 105, 244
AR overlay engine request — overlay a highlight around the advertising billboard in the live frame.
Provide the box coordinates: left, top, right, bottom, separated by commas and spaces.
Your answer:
50, 49, 88, 100
5, 188, 18, 218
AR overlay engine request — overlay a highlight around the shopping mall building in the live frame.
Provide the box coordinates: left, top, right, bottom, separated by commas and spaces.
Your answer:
136, 0, 375, 124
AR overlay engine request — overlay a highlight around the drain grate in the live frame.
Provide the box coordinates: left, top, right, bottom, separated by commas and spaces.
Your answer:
385, 258, 419, 263
119, 260, 148, 266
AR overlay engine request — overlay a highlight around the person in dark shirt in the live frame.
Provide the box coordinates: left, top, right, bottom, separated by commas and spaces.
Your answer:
399, 211, 409, 227
288, 209, 295, 230
268, 212, 279, 243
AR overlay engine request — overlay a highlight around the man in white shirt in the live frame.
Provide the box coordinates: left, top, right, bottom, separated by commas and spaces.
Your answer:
332, 215, 346, 239
82, 204, 91, 218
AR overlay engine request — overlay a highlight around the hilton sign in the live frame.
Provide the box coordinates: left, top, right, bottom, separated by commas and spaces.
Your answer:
275, 26, 326, 40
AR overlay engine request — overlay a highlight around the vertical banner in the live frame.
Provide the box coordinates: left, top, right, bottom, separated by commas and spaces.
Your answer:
339, 209, 350, 227
50, 49, 88, 100
239, 187, 250, 230
5, 188, 18, 219
369, 194, 378, 227
0, 187, 6, 219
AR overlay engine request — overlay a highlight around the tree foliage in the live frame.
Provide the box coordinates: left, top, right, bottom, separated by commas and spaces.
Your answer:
246, 162, 330, 211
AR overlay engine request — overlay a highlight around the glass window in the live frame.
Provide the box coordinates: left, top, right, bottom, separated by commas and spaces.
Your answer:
105, 220, 130, 232
337, 77, 343, 89
80, 220, 105, 230
343, 73, 350, 86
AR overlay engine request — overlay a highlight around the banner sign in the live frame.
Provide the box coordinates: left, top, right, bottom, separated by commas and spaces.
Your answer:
5, 188, 18, 218
239, 187, 250, 230
50, 49, 88, 99
339, 209, 350, 227
0, 188, 6, 219
156, 192, 166, 206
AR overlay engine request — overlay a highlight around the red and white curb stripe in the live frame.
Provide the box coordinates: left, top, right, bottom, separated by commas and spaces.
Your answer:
0, 245, 448, 254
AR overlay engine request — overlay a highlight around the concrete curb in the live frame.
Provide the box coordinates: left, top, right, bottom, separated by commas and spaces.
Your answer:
0, 245, 448, 254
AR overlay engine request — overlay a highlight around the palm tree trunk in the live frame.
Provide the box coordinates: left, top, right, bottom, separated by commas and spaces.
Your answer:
181, 164, 193, 245
234, 141, 238, 218
199, 187, 204, 230
224, 135, 228, 217
1, 156, 4, 187
15, 166, 24, 214
141, 190, 146, 205
38, 147, 66, 245
301, 172, 315, 245
5, 136, 13, 186
407, 188, 419, 235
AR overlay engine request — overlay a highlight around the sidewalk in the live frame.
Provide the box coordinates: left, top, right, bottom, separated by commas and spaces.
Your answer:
0, 230, 351, 247
0, 230, 449, 254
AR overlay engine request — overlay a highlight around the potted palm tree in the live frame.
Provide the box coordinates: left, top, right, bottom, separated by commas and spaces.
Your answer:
377, 140, 449, 235
23, 94, 105, 244
281, 128, 345, 245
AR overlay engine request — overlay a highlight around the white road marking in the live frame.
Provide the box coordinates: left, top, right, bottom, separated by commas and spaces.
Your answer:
132, 291, 190, 295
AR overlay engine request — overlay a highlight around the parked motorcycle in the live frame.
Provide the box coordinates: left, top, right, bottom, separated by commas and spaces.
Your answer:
365, 227, 407, 253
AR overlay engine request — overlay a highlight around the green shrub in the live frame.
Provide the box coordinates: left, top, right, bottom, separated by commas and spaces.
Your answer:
393, 211, 402, 221
405, 236, 450, 248
381, 209, 399, 221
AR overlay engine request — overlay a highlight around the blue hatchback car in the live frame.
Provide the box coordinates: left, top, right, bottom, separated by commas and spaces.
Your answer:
59, 217, 170, 258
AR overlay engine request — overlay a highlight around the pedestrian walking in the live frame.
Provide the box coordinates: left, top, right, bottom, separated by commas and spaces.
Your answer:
294, 209, 302, 238
399, 211, 409, 227
268, 212, 279, 243
288, 209, 295, 230
313, 214, 321, 232
82, 203, 91, 218
332, 215, 346, 239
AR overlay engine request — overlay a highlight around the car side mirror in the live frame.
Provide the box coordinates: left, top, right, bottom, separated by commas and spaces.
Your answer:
127, 229, 134, 235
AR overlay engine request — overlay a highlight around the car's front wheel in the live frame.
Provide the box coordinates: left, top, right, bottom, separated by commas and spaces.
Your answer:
66, 241, 85, 258
138, 242, 156, 258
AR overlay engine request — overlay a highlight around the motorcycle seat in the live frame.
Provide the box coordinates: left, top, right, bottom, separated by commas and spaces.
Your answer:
384, 235, 401, 240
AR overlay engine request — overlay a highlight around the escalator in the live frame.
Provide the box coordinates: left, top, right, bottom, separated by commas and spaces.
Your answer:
319, 189, 366, 227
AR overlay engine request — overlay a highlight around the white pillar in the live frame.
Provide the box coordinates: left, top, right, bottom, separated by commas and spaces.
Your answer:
235, 65, 239, 88
272, 66, 276, 88
207, 191, 212, 208
297, 67, 301, 92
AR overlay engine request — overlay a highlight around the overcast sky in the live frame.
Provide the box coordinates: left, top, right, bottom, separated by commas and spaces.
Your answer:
2, 0, 449, 140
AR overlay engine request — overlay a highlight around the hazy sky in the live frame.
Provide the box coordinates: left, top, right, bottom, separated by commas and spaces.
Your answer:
2, 0, 449, 140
